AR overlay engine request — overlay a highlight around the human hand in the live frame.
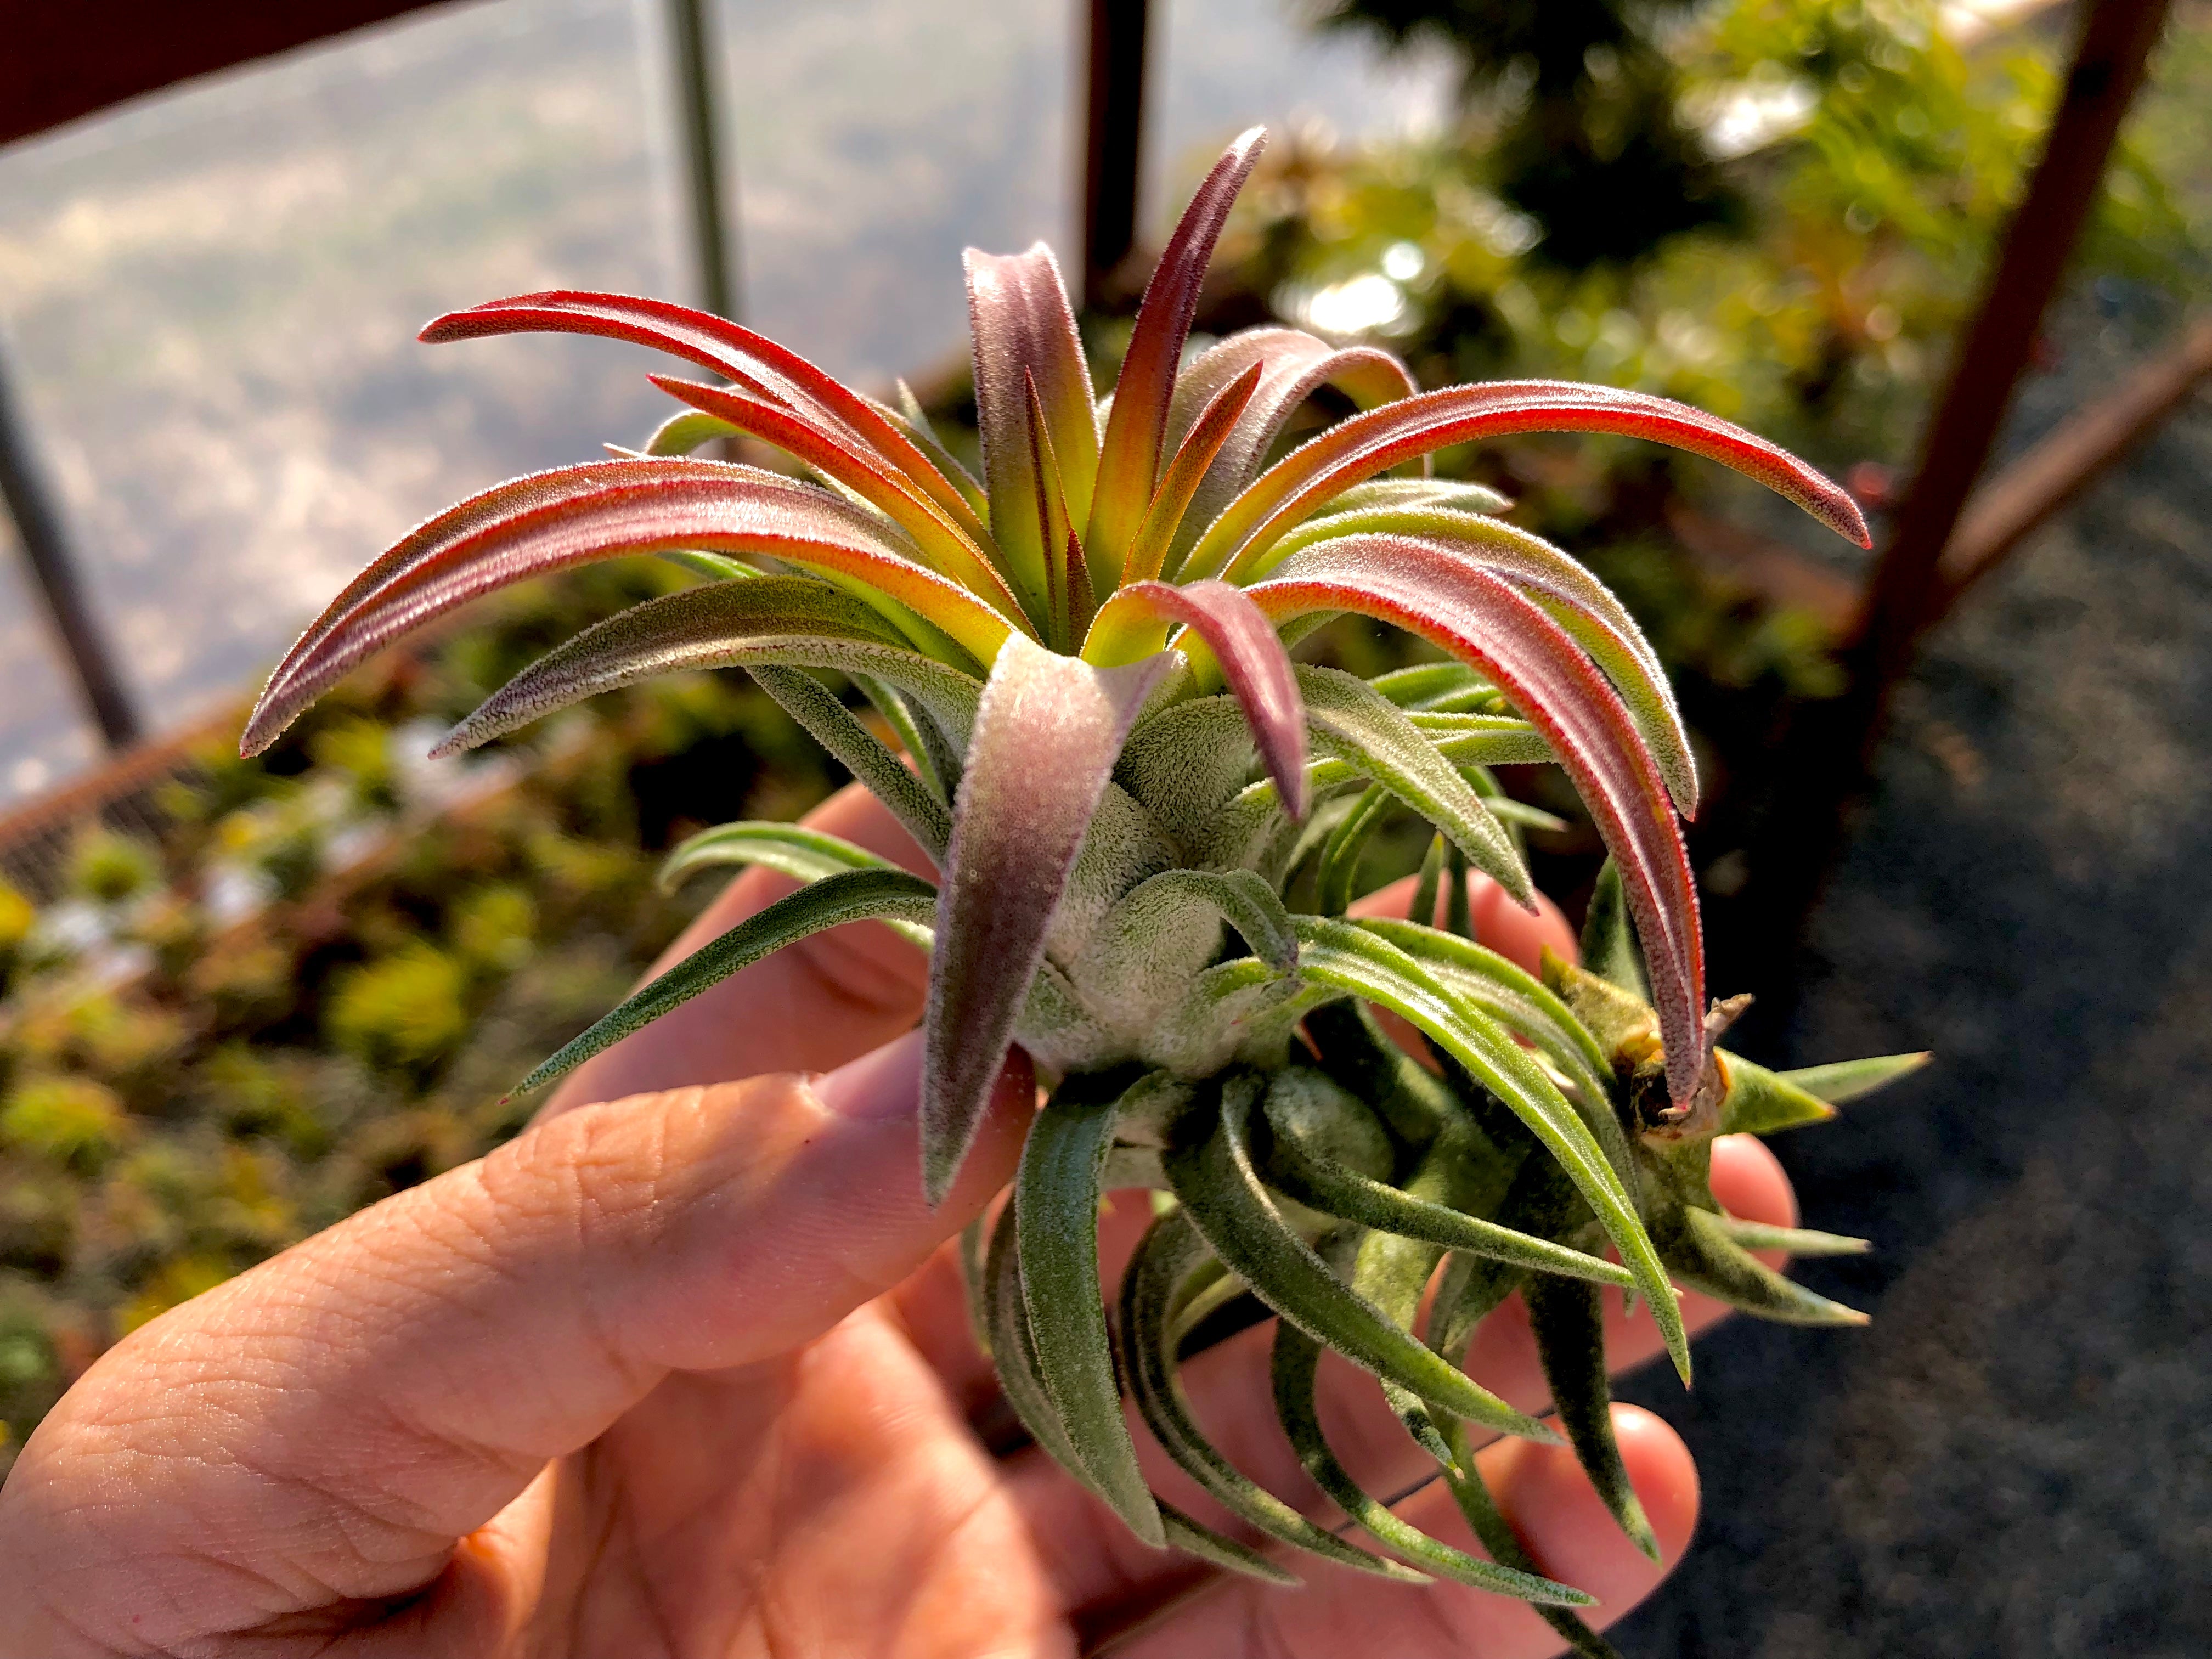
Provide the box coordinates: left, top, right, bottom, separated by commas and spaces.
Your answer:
0, 785, 1800, 1657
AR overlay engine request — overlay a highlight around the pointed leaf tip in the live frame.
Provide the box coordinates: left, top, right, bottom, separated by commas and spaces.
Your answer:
1087, 128, 1269, 579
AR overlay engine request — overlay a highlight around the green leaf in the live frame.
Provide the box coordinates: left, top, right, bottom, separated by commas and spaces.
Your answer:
1579, 859, 1649, 1001
1117, 1205, 1426, 1580
1357, 918, 1634, 1194
1164, 1079, 1559, 1440
430, 576, 980, 759
1260, 1101, 1633, 1287
658, 819, 897, 888
1664, 1206, 1869, 1326
1297, 665, 1533, 907
1714, 1216, 1871, 1256
1431, 1411, 1627, 1659
1409, 832, 1447, 930
1370, 661, 1505, 712
1526, 1273, 1661, 1560
1294, 917, 1690, 1384
1017, 1079, 1166, 1546
749, 664, 953, 864
513, 868, 938, 1096
1158, 1506, 1300, 1585
658, 548, 758, 582
1315, 785, 1390, 916
985, 1192, 1115, 1502
1717, 1052, 1839, 1136
1271, 1316, 1595, 1605
851, 672, 948, 803
1778, 1052, 1932, 1104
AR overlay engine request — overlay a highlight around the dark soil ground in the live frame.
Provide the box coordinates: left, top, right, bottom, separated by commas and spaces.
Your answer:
1612, 360, 2212, 1655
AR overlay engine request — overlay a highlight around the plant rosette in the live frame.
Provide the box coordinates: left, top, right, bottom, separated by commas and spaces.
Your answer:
243, 128, 1925, 1634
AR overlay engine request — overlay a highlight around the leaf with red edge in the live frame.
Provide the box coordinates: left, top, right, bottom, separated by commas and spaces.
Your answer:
1273, 506, 1699, 814
650, 375, 1028, 625
240, 461, 1015, 755
1086, 128, 1267, 585
1084, 578, 1307, 820
1122, 362, 1265, 587
1183, 380, 1871, 584
923, 635, 1173, 1203
965, 245, 1099, 613
1246, 535, 1708, 1111
431, 577, 983, 760
1157, 327, 1415, 575
419, 290, 994, 550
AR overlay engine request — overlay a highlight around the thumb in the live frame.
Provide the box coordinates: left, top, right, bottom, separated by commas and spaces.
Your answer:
0, 1031, 1030, 1645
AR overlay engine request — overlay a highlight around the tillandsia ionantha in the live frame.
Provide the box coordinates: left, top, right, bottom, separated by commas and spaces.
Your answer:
241, 128, 1929, 1639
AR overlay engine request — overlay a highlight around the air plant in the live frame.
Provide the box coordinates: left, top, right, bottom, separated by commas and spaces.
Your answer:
241, 128, 1925, 1634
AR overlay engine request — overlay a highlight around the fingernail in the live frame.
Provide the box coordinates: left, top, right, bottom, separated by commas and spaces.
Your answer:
814, 1029, 926, 1122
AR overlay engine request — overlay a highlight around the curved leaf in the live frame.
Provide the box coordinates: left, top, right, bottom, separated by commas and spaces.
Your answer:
428, 578, 981, 758
1260, 1096, 1632, 1287
1250, 544, 1706, 1114
1715, 1217, 1870, 1256
1087, 128, 1267, 583
966, 244, 1099, 608
1269, 507, 1696, 812
513, 868, 938, 1096
1160, 326, 1418, 573
1087, 579, 1309, 819
649, 375, 1027, 622
1122, 362, 1265, 585
1314, 785, 1390, 916
1118, 1204, 1427, 1580
749, 665, 952, 862
924, 636, 1172, 1202
1181, 379, 1871, 583
1017, 1081, 1165, 1545
1430, 1409, 1628, 1659
1321, 477, 1514, 517
419, 290, 993, 548
1666, 1206, 1870, 1327
1271, 1318, 1594, 1605
1164, 1080, 1558, 1438
657, 819, 903, 893
241, 461, 1018, 753
1293, 916, 1690, 1382
1525, 1273, 1662, 1560
1298, 664, 1531, 907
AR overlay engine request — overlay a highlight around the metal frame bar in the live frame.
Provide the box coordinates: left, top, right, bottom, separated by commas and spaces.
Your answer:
0, 336, 140, 751
664, 0, 738, 322
1083, 0, 1153, 313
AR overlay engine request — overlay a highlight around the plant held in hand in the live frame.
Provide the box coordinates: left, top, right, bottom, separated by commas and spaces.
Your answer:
243, 127, 1922, 1638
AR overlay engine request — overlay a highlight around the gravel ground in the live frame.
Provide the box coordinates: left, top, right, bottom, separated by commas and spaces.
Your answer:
1612, 368, 2212, 1655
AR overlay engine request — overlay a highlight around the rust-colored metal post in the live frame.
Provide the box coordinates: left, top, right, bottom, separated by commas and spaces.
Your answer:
1083, 0, 1153, 313
1850, 0, 2175, 723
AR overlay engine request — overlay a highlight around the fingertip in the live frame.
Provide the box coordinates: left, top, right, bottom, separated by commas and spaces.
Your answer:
1708, 1132, 1799, 1229
1467, 873, 1578, 975
1488, 1404, 1700, 1608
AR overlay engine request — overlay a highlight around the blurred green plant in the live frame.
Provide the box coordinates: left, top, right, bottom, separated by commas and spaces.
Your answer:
0, 561, 837, 1478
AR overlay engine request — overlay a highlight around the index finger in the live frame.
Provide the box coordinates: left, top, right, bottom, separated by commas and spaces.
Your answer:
547, 783, 933, 1113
